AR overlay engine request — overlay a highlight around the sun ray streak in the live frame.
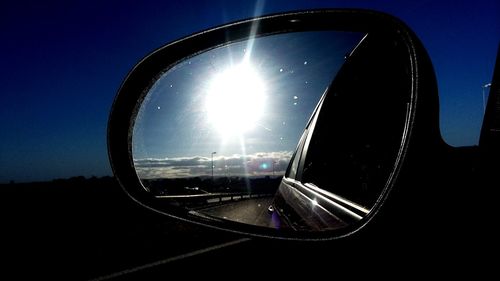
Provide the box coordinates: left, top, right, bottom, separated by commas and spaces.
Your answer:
239, 135, 252, 192
242, 0, 265, 62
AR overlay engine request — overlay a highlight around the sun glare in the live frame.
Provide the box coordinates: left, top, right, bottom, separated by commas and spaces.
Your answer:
206, 63, 266, 137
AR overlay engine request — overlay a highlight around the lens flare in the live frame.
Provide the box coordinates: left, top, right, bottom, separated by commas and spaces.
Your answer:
205, 62, 266, 137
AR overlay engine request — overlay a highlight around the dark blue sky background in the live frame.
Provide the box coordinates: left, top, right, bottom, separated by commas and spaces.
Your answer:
1, 0, 498, 182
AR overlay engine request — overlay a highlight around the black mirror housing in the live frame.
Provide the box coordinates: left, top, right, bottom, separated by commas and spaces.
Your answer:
108, 9, 442, 240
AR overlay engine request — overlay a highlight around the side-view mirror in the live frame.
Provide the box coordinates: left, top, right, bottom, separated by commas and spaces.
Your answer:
108, 9, 470, 240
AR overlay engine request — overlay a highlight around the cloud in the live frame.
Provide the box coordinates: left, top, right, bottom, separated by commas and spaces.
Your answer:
134, 151, 292, 179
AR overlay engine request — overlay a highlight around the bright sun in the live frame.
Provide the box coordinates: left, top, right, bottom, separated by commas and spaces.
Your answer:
206, 62, 266, 136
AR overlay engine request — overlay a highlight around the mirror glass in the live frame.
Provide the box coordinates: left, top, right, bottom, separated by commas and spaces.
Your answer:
132, 31, 408, 232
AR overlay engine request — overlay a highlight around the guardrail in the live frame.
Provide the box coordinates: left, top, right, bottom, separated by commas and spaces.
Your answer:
155, 192, 275, 207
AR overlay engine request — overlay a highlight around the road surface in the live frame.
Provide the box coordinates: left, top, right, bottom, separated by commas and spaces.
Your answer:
197, 197, 276, 228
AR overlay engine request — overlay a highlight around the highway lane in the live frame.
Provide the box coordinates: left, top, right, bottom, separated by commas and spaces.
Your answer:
0, 180, 243, 280
2, 180, 279, 280
197, 197, 277, 228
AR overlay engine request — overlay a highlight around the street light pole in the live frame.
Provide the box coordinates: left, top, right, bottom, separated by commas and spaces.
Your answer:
482, 83, 492, 113
211, 151, 216, 182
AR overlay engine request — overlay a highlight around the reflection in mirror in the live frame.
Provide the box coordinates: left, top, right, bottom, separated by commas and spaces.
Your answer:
132, 30, 407, 232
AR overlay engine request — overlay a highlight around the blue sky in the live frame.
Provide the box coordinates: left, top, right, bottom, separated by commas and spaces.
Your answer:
1, 0, 498, 182
132, 31, 363, 179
